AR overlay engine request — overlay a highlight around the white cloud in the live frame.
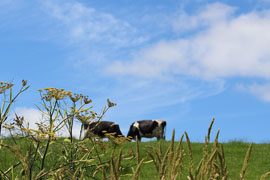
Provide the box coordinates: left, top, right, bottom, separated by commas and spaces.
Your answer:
173, 2, 236, 32
107, 3, 270, 80
10, 107, 82, 138
237, 83, 270, 102
14, 107, 42, 129
58, 122, 82, 139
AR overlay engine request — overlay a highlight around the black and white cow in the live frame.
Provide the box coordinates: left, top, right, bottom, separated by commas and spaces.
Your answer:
127, 120, 166, 141
83, 121, 123, 139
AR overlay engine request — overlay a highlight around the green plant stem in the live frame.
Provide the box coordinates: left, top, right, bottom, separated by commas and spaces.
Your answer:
0, 122, 2, 136
41, 136, 51, 171
30, 142, 40, 179
0, 169, 10, 180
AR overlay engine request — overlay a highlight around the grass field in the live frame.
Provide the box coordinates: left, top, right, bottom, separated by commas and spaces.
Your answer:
1, 136, 270, 180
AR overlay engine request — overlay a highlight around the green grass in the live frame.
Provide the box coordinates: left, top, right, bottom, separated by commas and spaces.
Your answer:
122, 141, 270, 179
1, 137, 270, 179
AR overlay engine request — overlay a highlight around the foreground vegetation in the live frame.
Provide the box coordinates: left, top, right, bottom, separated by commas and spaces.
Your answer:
1, 80, 270, 179
1, 130, 270, 179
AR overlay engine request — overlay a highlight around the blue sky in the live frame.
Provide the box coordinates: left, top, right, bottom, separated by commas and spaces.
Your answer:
1, 0, 270, 142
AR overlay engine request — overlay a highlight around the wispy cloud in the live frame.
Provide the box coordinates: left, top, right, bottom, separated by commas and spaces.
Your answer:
172, 2, 236, 32
41, 0, 147, 47
236, 83, 270, 102
13, 107, 42, 129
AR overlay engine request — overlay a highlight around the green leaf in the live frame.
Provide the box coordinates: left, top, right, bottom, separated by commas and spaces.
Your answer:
1, 100, 5, 115
2, 102, 12, 123
40, 103, 50, 113
53, 107, 60, 121
36, 108, 49, 116
80, 106, 93, 112
21, 85, 30, 93
9, 88, 12, 102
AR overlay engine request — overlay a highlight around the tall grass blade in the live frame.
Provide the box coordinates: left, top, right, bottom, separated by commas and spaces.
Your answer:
116, 148, 123, 178
132, 159, 144, 180
136, 137, 140, 165
240, 142, 253, 180
260, 172, 270, 180
185, 131, 194, 176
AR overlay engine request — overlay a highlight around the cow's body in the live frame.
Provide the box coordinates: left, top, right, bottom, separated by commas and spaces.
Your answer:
83, 121, 123, 139
127, 120, 166, 141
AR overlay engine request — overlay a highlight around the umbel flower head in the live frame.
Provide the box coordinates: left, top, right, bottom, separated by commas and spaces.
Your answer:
0, 82, 14, 94
107, 99, 117, 107
38, 88, 72, 101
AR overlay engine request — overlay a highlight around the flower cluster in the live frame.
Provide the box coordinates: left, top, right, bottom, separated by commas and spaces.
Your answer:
21, 127, 57, 140
38, 88, 72, 101
107, 99, 117, 107
102, 131, 130, 144
0, 82, 14, 94
75, 110, 98, 124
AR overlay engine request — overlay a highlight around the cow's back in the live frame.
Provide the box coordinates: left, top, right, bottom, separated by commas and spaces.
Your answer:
137, 120, 158, 134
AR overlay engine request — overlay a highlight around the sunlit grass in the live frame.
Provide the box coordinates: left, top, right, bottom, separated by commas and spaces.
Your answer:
1, 137, 270, 179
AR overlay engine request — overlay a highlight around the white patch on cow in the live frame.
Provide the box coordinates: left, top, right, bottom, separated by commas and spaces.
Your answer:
155, 119, 166, 126
133, 121, 139, 129
111, 123, 118, 127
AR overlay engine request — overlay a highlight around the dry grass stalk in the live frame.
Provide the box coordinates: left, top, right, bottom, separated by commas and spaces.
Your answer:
110, 150, 118, 180
208, 129, 220, 179
260, 172, 270, 180
168, 129, 175, 179
147, 150, 159, 172
116, 148, 123, 178
169, 129, 175, 162
217, 144, 228, 178
134, 137, 142, 179
102, 166, 107, 180
185, 131, 194, 176
240, 142, 253, 180
203, 118, 215, 162
136, 137, 140, 165
172, 134, 185, 179
132, 158, 144, 180
160, 144, 170, 179
146, 130, 183, 180
0, 143, 30, 179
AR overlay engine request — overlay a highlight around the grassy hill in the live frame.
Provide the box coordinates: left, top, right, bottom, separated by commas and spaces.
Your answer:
1, 136, 270, 180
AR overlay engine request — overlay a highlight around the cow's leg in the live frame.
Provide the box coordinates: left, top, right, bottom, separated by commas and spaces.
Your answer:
157, 134, 165, 141
161, 132, 165, 140
157, 135, 162, 141
162, 134, 166, 140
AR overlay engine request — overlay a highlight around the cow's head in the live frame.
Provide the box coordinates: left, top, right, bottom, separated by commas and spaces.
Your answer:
127, 125, 139, 141
83, 121, 96, 129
